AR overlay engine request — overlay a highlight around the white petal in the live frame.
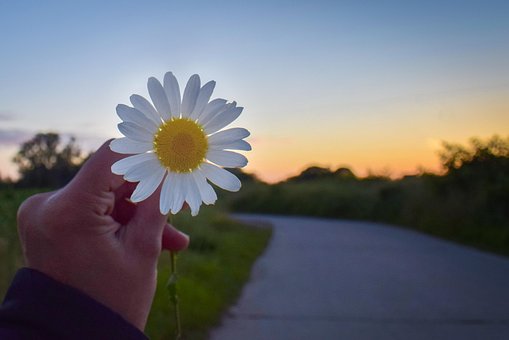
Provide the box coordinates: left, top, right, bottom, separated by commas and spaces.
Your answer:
118, 122, 154, 143
124, 157, 161, 182
204, 105, 243, 134
116, 104, 159, 133
210, 140, 251, 151
207, 150, 248, 168
130, 94, 162, 125
181, 74, 200, 117
190, 80, 215, 120
200, 163, 241, 192
198, 99, 227, 126
159, 172, 174, 215
208, 128, 250, 145
171, 173, 186, 214
163, 72, 181, 118
111, 153, 156, 175
130, 166, 165, 203
110, 138, 153, 154
148, 77, 171, 120
192, 170, 217, 205
184, 174, 202, 216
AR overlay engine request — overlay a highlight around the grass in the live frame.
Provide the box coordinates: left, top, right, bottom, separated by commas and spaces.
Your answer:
228, 175, 509, 257
147, 208, 271, 339
0, 188, 272, 339
223, 136, 509, 258
0, 187, 43, 296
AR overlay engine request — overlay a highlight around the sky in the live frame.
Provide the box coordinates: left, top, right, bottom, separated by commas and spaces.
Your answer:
0, 0, 508, 183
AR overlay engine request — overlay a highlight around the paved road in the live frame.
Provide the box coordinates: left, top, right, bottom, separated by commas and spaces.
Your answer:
209, 214, 509, 340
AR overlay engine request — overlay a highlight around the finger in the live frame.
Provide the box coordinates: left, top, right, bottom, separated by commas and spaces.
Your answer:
110, 182, 137, 225
125, 183, 168, 256
162, 223, 190, 252
69, 139, 126, 194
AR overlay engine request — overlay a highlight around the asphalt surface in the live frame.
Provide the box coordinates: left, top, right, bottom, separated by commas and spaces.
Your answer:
209, 214, 509, 340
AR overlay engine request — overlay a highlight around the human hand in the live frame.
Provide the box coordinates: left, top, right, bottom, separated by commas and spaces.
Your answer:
16, 140, 189, 331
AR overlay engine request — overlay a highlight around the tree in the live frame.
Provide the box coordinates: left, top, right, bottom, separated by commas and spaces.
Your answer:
334, 167, 356, 179
439, 135, 509, 173
287, 166, 334, 182
13, 133, 85, 187
437, 135, 509, 227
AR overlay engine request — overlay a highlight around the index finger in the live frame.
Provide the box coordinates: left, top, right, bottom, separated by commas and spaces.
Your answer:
68, 139, 126, 194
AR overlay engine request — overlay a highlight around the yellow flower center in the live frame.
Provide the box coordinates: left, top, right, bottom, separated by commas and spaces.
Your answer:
153, 118, 208, 173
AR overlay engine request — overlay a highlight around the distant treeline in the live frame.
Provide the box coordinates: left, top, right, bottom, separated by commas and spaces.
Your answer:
227, 135, 509, 255
2, 132, 508, 255
0, 133, 89, 188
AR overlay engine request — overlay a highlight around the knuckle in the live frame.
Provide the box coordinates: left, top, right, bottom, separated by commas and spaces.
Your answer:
17, 192, 53, 253
17, 193, 45, 233
17, 190, 68, 238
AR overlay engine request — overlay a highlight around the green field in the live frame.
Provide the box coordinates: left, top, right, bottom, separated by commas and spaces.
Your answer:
0, 188, 272, 339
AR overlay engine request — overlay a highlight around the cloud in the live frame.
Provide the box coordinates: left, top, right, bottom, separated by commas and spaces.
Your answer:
0, 129, 32, 146
0, 110, 18, 121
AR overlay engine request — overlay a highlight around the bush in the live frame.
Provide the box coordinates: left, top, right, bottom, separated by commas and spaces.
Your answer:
227, 135, 509, 256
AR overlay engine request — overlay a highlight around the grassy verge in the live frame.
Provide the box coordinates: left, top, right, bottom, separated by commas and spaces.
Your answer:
0, 188, 43, 296
146, 208, 271, 339
229, 177, 509, 257
0, 188, 272, 339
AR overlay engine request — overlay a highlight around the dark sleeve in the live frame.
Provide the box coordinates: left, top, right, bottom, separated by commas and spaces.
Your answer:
0, 268, 148, 340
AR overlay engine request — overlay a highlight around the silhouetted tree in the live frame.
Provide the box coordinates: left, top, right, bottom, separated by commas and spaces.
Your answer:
287, 166, 357, 182
438, 135, 509, 227
13, 133, 85, 187
228, 168, 259, 183
288, 166, 334, 182
440, 135, 509, 173
334, 167, 356, 179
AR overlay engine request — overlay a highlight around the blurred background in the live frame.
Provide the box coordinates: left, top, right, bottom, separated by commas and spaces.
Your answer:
1, 1, 508, 339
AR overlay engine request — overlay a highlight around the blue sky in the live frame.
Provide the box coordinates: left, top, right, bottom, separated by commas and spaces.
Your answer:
1, 0, 508, 181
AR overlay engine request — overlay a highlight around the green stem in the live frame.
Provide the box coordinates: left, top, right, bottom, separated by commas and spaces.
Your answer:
169, 251, 181, 339
167, 215, 182, 339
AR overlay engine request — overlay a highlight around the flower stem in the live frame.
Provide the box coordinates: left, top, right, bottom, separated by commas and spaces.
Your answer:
168, 251, 181, 339
167, 215, 181, 339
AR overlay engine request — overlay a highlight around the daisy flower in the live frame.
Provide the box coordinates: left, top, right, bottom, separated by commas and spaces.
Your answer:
110, 72, 250, 216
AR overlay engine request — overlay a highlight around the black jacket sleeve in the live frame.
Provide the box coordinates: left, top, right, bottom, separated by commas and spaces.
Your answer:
0, 268, 148, 340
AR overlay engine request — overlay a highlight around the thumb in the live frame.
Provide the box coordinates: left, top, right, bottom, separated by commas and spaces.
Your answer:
162, 223, 189, 252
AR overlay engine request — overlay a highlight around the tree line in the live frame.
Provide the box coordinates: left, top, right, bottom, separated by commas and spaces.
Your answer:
1, 133, 88, 188
227, 135, 509, 255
